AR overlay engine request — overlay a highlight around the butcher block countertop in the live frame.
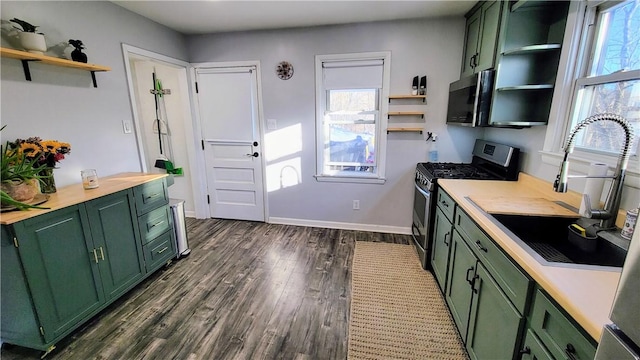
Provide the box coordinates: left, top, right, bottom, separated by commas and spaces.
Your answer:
0, 173, 168, 225
439, 173, 621, 343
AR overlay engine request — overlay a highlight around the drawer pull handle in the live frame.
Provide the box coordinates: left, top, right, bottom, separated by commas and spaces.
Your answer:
465, 267, 475, 286
565, 343, 578, 360
92, 249, 99, 263
98, 246, 105, 260
157, 246, 169, 254
150, 220, 165, 229
475, 240, 488, 252
440, 201, 449, 207
519, 346, 531, 358
145, 193, 161, 200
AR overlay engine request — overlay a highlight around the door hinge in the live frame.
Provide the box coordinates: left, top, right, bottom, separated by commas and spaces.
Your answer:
201, 140, 205, 150
207, 195, 210, 204
39, 326, 45, 336
13, 236, 19, 248
195, 82, 199, 93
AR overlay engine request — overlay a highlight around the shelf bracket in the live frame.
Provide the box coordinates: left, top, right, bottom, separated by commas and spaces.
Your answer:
90, 71, 98, 88
20, 59, 39, 81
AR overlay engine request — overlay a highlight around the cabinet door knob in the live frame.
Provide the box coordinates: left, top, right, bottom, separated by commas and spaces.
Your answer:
519, 346, 531, 358
444, 232, 450, 246
245, 152, 259, 157
565, 343, 579, 360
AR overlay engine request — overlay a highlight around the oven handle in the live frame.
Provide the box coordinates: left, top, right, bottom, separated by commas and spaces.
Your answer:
414, 182, 431, 198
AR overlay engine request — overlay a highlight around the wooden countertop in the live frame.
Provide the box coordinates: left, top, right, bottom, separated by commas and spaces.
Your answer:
1, 173, 168, 225
439, 173, 621, 343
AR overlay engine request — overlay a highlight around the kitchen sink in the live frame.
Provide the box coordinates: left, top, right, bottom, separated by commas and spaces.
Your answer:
489, 214, 628, 270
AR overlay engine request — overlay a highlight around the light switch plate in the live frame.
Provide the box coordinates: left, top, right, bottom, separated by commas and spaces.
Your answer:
122, 119, 132, 134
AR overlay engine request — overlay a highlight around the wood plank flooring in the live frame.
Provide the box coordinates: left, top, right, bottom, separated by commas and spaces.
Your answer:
1, 219, 411, 360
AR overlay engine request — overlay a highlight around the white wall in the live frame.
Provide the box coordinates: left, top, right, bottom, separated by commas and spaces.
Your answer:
187, 18, 472, 230
1, 1, 188, 188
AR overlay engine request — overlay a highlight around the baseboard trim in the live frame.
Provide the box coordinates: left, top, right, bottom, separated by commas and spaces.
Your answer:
268, 217, 411, 235
185, 210, 196, 218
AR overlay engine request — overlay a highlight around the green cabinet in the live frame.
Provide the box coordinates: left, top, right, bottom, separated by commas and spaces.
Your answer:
520, 329, 554, 360
431, 207, 453, 292
445, 231, 476, 340
461, 1, 502, 77
466, 262, 524, 360
1, 178, 176, 353
489, 0, 570, 126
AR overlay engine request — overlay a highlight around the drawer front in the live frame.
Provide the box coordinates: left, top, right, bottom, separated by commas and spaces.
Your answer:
521, 329, 554, 360
455, 209, 531, 314
139, 205, 172, 245
436, 188, 456, 221
143, 230, 176, 273
530, 289, 597, 360
134, 179, 168, 215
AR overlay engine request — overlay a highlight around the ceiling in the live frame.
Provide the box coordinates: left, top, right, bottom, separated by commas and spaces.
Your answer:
112, 1, 475, 35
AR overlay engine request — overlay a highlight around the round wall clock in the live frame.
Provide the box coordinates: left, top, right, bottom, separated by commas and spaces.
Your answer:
276, 61, 294, 80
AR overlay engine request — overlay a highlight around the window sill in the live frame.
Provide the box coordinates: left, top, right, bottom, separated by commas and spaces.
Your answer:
540, 150, 640, 190
314, 174, 386, 184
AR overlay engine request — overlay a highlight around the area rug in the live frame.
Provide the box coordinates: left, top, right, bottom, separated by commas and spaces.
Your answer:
348, 242, 468, 360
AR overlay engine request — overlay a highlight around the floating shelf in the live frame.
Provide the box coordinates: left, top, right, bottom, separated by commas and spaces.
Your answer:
502, 44, 561, 55
388, 95, 426, 103
386, 127, 423, 134
388, 111, 424, 119
1, 47, 111, 87
497, 84, 554, 91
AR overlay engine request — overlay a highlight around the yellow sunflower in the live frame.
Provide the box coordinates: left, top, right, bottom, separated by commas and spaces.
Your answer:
40, 140, 61, 154
19, 142, 42, 158
57, 142, 71, 154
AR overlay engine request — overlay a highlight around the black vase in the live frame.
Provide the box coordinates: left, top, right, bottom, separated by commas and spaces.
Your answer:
71, 49, 88, 63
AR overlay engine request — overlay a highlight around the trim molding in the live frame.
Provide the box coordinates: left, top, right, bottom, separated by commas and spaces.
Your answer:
268, 217, 411, 235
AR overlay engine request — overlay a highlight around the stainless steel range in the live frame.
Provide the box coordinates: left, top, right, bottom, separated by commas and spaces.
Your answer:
412, 139, 520, 269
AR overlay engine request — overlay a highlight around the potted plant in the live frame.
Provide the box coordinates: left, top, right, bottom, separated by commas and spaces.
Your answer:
10, 18, 46, 54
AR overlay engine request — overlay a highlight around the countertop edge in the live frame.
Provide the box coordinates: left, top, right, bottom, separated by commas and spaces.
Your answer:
1, 173, 168, 225
438, 173, 620, 343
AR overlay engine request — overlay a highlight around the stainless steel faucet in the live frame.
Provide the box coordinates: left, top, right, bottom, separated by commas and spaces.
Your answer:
554, 113, 635, 230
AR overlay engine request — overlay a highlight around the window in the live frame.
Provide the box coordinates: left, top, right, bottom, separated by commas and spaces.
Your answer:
568, 0, 640, 156
315, 52, 390, 183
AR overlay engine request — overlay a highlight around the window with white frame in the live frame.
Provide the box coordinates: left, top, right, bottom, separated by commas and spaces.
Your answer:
315, 53, 390, 182
568, 0, 640, 156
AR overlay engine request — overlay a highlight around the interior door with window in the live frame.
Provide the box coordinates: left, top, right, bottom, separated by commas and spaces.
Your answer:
195, 66, 265, 221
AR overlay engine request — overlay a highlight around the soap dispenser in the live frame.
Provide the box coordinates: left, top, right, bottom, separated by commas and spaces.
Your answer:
428, 134, 438, 162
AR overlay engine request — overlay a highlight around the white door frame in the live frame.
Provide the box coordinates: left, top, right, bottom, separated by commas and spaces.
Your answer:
191, 60, 268, 220
121, 44, 208, 218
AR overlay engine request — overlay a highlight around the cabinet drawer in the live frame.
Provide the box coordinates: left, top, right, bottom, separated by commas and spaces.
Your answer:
530, 289, 597, 360
139, 205, 172, 245
436, 188, 455, 221
455, 209, 531, 314
134, 179, 168, 215
521, 329, 554, 360
143, 230, 176, 273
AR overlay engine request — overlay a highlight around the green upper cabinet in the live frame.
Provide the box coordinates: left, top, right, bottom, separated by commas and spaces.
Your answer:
489, 0, 570, 126
12, 205, 105, 343
461, 1, 502, 78
85, 190, 145, 301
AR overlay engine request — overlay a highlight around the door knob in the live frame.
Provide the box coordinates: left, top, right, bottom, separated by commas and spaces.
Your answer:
246, 152, 259, 157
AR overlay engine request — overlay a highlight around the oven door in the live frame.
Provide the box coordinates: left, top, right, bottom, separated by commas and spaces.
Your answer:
412, 182, 431, 269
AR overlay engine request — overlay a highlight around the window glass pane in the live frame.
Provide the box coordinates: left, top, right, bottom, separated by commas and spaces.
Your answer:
327, 123, 376, 172
590, 1, 640, 76
328, 89, 378, 112
573, 79, 640, 153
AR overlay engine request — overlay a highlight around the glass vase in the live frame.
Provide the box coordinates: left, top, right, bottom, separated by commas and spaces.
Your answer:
39, 167, 57, 194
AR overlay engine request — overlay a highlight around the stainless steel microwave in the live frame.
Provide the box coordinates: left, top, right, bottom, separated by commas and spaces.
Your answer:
446, 69, 495, 127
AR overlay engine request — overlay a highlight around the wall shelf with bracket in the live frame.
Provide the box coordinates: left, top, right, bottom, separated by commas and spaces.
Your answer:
387, 111, 424, 119
386, 127, 423, 134
388, 95, 426, 103
0, 47, 111, 88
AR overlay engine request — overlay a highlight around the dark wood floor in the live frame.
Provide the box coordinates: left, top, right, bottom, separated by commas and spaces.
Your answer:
2, 218, 412, 360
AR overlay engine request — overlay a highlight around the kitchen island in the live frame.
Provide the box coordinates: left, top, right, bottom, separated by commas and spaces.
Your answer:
439, 173, 621, 343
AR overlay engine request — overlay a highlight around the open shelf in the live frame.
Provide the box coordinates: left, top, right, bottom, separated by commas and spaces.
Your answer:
388, 95, 426, 102
502, 44, 561, 55
386, 127, 423, 134
1, 47, 111, 87
387, 111, 424, 119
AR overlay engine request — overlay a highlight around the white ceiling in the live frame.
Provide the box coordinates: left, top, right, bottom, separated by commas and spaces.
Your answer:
112, 1, 475, 35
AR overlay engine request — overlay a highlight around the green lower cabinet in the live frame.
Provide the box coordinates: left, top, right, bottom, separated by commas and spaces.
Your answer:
431, 207, 453, 293
445, 231, 477, 341
466, 263, 524, 360
520, 329, 554, 360
11, 205, 105, 344
85, 190, 145, 301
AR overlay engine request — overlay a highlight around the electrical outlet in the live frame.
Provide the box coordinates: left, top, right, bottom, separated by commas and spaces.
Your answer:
353, 200, 360, 210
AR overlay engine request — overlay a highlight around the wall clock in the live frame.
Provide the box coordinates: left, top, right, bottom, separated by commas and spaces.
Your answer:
276, 61, 294, 80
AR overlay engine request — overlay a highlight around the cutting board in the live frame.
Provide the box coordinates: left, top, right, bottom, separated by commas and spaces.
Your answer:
469, 196, 579, 218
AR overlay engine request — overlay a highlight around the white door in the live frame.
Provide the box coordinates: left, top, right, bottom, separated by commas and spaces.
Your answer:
196, 66, 265, 221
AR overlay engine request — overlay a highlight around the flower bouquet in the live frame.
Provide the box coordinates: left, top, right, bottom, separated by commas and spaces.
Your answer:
13, 137, 71, 193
